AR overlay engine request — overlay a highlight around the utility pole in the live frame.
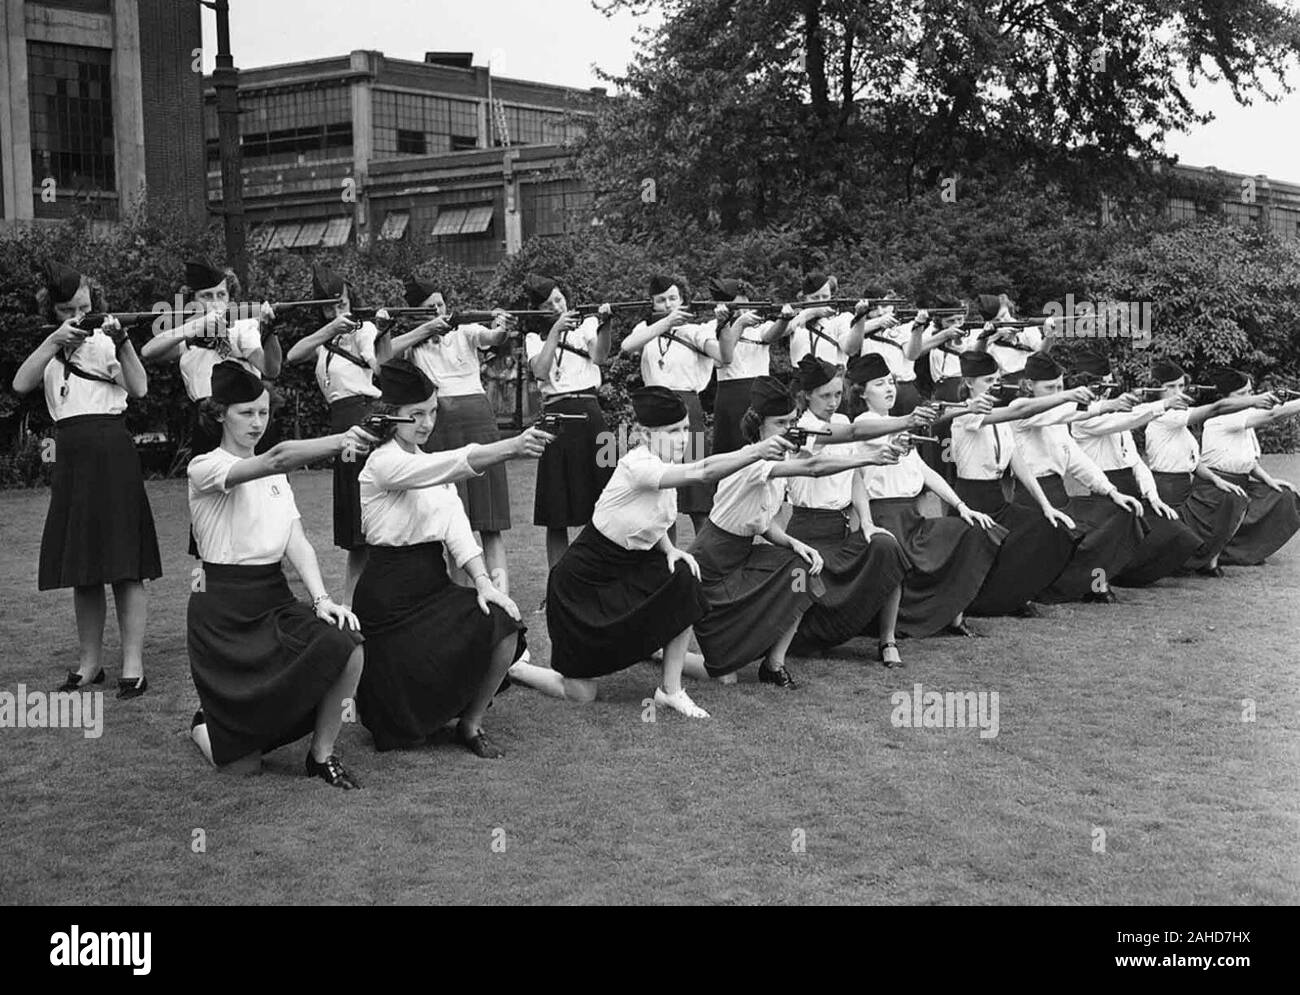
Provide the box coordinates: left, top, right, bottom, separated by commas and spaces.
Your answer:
203, 0, 246, 285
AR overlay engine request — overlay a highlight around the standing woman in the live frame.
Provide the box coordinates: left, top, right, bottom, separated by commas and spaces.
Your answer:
619, 274, 722, 534
509, 387, 794, 716
949, 350, 1083, 617
186, 362, 372, 788
1067, 355, 1201, 587
385, 277, 516, 594
1144, 359, 1255, 576
784, 356, 911, 666
12, 263, 161, 698
849, 354, 1006, 638
690, 376, 907, 686
523, 274, 614, 573
1200, 368, 1300, 565
707, 278, 789, 455
353, 360, 551, 756
140, 256, 280, 456
1006, 353, 1147, 603
283, 264, 381, 605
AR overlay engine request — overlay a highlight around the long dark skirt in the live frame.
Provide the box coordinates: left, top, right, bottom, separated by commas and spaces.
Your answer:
785, 507, 908, 652
689, 521, 821, 676
1213, 470, 1300, 566
425, 392, 511, 533
187, 562, 362, 766
547, 524, 709, 679
870, 496, 1005, 637
39, 415, 162, 590
353, 542, 524, 750
1105, 468, 1201, 586
1152, 471, 1250, 570
533, 393, 613, 528
1014, 474, 1144, 601
956, 477, 1080, 615
330, 395, 374, 550
712, 377, 753, 455
924, 377, 962, 487
674, 389, 715, 515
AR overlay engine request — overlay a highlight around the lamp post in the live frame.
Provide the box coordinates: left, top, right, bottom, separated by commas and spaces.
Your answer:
201, 0, 247, 285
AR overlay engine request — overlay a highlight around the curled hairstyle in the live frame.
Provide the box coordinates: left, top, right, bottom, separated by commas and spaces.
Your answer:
365, 400, 408, 443
195, 397, 230, 442
739, 407, 764, 444
35, 276, 104, 322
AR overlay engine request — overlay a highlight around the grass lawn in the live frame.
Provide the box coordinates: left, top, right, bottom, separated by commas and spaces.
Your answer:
1, 456, 1298, 905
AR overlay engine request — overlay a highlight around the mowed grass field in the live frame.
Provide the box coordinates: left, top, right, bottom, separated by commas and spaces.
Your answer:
1, 456, 1298, 905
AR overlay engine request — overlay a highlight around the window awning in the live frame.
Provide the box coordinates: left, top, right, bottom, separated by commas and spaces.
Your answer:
379, 211, 409, 240
431, 203, 494, 237
294, 219, 329, 248
267, 222, 301, 250
321, 216, 353, 247
247, 225, 276, 252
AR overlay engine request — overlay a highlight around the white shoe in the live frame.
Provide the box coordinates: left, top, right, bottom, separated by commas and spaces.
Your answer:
717, 672, 738, 685
514, 648, 531, 667
654, 685, 710, 719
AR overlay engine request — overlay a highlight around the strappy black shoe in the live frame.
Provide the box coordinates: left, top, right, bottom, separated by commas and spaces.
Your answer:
940, 620, 983, 637
55, 668, 104, 692
458, 726, 504, 759
305, 753, 362, 789
116, 675, 148, 700
879, 641, 903, 668
757, 664, 798, 689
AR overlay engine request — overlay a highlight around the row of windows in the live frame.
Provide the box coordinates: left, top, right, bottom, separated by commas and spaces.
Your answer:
204, 85, 353, 164
206, 123, 353, 165
373, 91, 479, 156
497, 105, 584, 146
27, 41, 115, 192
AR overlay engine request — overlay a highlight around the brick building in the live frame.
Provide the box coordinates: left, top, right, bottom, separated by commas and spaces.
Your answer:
202, 50, 600, 273
0, 0, 207, 227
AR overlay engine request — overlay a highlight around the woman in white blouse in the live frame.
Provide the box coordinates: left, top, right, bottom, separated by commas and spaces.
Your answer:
688, 376, 907, 688
1200, 367, 1300, 565
352, 360, 552, 757
709, 278, 791, 454
12, 263, 160, 699
1145, 359, 1261, 576
186, 361, 376, 789
384, 276, 516, 596
783, 356, 910, 667
949, 350, 1084, 617
509, 386, 794, 718
523, 274, 614, 574
620, 274, 725, 533
283, 264, 382, 604
1006, 353, 1147, 603
849, 354, 1006, 639
1067, 353, 1201, 586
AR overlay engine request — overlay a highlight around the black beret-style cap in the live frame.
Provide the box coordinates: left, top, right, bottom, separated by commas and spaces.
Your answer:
750, 375, 796, 417
210, 361, 266, 405
630, 386, 688, 428
846, 353, 891, 385
378, 358, 436, 405
185, 257, 226, 293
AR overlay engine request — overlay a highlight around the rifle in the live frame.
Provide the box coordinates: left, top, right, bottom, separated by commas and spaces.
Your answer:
989, 383, 1024, 404
446, 310, 550, 328
40, 311, 159, 334
536, 412, 588, 434
894, 307, 968, 323
572, 301, 653, 317
782, 426, 834, 447
1273, 387, 1300, 400
802, 297, 910, 313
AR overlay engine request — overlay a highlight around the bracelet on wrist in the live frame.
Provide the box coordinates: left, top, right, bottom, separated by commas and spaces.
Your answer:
312, 594, 328, 609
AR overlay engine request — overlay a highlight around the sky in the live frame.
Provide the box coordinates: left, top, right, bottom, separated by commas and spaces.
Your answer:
201, 0, 1300, 182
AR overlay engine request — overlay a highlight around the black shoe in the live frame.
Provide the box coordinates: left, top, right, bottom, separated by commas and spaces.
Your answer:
458, 726, 504, 759
1082, 588, 1118, 604
191, 709, 205, 731
1014, 602, 1042, 618
56, 668, 104, 692
941, 620, 983, 637
116, 675, 148, 700
1195, 565, 1225, 578
305, 753, 362, 789
879, 641, 904, 669
758, 664, 798, 689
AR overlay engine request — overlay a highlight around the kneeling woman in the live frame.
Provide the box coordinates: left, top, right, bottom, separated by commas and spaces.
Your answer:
691, 375, 907, 686
510, 387, 793, 718
950, 350, 1083, 617
784, 355, 910, 666
354, 360, 551, 757
1200, 367, 1300, 566
1006, 353, 1146, 603
187, 362, 372, 788
850, 354, 1007, 638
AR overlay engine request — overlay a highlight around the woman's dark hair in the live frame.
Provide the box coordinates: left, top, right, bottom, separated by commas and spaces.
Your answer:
739, 407, 764, 444
195, 397, 228, 442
